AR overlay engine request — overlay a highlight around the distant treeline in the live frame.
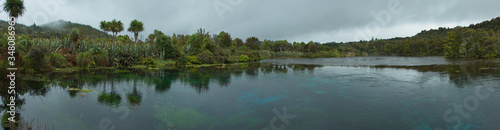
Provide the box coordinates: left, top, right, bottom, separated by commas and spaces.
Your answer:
323, 17, 500, 58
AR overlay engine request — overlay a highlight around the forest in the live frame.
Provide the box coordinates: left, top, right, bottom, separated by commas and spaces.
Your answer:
325, 17, 500, 58
1, 17, 500, 75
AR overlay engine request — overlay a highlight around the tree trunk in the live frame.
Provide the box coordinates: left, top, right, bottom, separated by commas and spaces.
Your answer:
134, 32, 139, 43
113, 32, 117, 44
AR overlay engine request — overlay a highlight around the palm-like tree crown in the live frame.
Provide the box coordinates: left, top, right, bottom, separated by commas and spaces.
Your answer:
3, 0, 26, 18
127, 19, 144, 32
128, 19, 144, 43
109, 19, 124, 33
100, 21, 110, 32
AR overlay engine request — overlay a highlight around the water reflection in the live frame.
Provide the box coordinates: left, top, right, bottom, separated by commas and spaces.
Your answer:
126, 79, 142, 106
0, 60, 497, 129
0, 62, 495, 109
371, 60, 500, 88
0, 64, 323, 107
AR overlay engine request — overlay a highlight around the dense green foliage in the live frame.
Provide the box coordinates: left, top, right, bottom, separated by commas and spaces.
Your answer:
2, 17, 500, 74
156, 34, 179, 60
321, 17, 500, 58
46, 52, 66, 68
69, 28, 80, 47
444, 27, 499, 59
23, 45, 51, 73
76, 52, 93, 68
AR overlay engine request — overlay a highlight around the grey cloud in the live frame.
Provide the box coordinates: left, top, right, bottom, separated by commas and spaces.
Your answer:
4, 0, 500, 43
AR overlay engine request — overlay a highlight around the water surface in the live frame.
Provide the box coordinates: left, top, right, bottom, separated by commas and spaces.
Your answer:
1, 57, 499, 129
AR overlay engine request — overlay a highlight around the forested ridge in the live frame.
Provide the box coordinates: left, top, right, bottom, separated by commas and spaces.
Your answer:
325, 17, 500, 58
1, 17, 500, 75
0, 20, 107, 39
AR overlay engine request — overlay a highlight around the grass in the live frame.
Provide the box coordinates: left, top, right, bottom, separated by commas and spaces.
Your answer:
131, 65, 148, 69
114, 70, 130, 73
54, 67, 81, 73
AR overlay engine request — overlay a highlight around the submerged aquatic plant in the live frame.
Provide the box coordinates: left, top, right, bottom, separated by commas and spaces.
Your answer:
153, 103, 217, 129
127, 83, 142, 106
98, 92, 122, 106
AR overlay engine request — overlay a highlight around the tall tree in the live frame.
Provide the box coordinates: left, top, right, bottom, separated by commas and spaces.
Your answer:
3, 0, 26, 18
151, 29, 164, 42
233, 38, 244, 48
306, 41, 318, 53
147, 33, 156, 43
109, 19, 124, 44
99, 21, 111, 41
127, 19, 144, 43
217, 31, 232, 48
70, 28, 80, 48
154, 29, 164, 36
403, 40, 410, 55
156, 35, 180, 60
245, 37, 260, 50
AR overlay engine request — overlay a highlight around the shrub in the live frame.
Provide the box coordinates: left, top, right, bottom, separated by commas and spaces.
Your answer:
156, 35, 180, 60
156, 59, 175, 68
361, 52, 369, 56
245, 51, 261, 61
24, 45, 50, 73
0, 60, 7, 79
96, 51, 110, 67
70, 28, 80, 48
188, 56, 201, 64
47, 53, 66, 68
176, 52, 188, 67
113, 51, 134, 68
226, 56, 239, 64
140, 57, 157, 68
197, 50, 216, 64
76, 52, 94, 68
259, 50, 272, 59
238, 55, 250, 62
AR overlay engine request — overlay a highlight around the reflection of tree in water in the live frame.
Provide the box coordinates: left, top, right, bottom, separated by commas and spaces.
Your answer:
148, 70, 180, 93
371, 61, 500, 88
127, 79, 142, 107
0, 63, 326, 128
64, 79, 84, 98
244, 64, 260, 77
260, 64, 323, 74
231, 67, 244, 77
0, 63, 326, 113
98, 79, 121, 107
168, 64, 322, 93
260, 64, 274, 74
185, 68, 211, 93
0, 79, 51, 128
23, 81, 50, 97
57, 71, 107, 98
446, 62, 500, 88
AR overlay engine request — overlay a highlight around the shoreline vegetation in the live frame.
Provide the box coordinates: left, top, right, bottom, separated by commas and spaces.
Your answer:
2, 17, 500, 78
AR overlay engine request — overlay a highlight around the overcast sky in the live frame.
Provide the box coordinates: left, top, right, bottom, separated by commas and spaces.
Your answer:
3, 0, 500, 43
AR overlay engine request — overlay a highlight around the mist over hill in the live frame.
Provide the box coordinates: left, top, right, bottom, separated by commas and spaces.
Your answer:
0, 20, 108, 39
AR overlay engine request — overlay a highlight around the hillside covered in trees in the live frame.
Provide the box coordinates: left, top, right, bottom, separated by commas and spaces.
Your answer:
0, 20, 107, 39
324, 17, 500, 58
